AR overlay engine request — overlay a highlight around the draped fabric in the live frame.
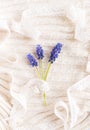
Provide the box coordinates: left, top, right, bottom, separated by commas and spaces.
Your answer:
0, 0, 90, 130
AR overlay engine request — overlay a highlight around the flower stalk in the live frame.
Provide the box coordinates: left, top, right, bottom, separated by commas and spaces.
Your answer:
39, 59, 47, 106
44, 63, 52, 81
43, 91, 47, 105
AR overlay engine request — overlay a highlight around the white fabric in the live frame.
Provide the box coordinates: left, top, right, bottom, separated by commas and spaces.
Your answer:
87, 55, 90, 73
55, 75, 90, 130
0, 0, 90, 130
0, 20, 10, 43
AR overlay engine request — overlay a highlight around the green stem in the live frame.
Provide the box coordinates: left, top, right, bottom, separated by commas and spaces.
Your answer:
43, 91, 47, 106
40, 59, 44, 79
36, 62, 52, 106
36, 67, 41, 79
43, 62, 52, 106
36, 65, 46, 106
44, 63, 52, 81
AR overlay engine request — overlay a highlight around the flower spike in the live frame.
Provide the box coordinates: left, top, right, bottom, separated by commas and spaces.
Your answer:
49, 43, 63, 63
27, 54, 38, 67
36, 45, 44, 59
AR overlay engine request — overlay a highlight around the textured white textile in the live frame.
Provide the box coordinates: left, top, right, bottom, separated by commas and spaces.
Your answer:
0, 0, 90, 130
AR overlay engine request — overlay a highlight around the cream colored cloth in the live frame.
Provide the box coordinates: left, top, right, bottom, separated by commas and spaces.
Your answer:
0, 0, 90, 130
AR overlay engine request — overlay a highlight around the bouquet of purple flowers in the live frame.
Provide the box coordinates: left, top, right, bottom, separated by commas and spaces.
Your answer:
27, 43, 63, 105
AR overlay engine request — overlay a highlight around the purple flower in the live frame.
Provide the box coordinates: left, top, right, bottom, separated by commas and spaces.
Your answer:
36, 45, 44, 59
27, 54, 38, 67
49, 43, 63, 63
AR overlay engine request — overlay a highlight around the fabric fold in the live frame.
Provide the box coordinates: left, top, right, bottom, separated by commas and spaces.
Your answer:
0, 20, 10, 43
54, 75, 90, 130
